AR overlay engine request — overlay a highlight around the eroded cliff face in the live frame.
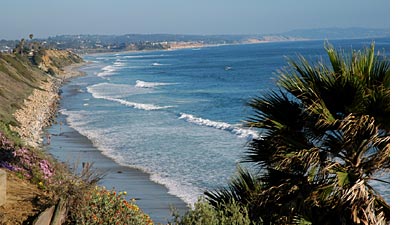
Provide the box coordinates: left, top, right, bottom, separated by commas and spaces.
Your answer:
0, 54, 48, 124
11, 80, 59, 147
0, 50, 84, 147
38, 49, 84, 75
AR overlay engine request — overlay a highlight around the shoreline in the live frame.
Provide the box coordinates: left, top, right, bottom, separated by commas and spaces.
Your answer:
10, 62, 89, 148
45, 64, 188, 223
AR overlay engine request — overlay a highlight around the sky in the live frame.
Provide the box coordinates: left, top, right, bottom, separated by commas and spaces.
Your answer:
0, 0, 390, 40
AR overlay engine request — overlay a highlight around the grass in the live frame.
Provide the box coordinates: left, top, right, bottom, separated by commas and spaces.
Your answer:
0, 53, 47, 125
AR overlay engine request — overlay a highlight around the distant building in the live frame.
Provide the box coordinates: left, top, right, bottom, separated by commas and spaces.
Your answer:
0, 46, 11, 53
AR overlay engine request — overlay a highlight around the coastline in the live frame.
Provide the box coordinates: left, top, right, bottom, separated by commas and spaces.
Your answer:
10, 62, 88, 148
44, 64, 188, 223
81, 38, 308, 57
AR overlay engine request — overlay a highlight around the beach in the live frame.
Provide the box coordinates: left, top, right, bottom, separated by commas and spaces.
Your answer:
44, 65, 188, 224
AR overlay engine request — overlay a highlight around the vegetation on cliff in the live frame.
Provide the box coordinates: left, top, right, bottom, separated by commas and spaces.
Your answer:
0, 53, 47, 126
0, 42, 153, 224
0, 45, 83, 123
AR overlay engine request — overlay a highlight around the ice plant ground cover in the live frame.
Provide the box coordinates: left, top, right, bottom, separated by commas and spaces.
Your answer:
0, 132, 54, 184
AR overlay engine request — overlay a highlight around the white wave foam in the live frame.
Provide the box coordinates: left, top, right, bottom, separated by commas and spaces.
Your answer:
152, 62, 166, 66
113, 61, 126, 67
123, 54, 169, 59
60, 110, 199, 206
149, 173, 201, 206
87, 85, 171, 111
97, 65, 116, 77
59, 109, 238, 207
112, 98, 171, 111
97, 60, 126, 77
87, 83, 151, 98
123, 55, 144, 59
179, 113, 259, 140
59, 109, 90, 128
135, 80, 175, 88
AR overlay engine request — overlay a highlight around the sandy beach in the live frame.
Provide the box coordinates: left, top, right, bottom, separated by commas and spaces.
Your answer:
44, 65, 188, 224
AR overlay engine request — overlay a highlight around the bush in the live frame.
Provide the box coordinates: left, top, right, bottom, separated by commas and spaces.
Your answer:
71, 186, 153, 225
170, 199, 261, 225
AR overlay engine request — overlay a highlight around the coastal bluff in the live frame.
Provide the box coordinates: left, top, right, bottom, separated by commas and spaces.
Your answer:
0, 49, 83, 147
0, 49, 83, 224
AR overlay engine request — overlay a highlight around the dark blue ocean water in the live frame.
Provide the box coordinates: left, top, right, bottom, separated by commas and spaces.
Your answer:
59, 38, 389, 205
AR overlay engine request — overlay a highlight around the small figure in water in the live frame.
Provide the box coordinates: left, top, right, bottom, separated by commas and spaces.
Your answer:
46, 133, 51, 145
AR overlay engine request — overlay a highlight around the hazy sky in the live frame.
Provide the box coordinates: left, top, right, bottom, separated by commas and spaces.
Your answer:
0, 0, 390, 40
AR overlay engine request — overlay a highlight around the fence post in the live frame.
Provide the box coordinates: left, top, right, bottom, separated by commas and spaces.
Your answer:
0, 169, 6, 206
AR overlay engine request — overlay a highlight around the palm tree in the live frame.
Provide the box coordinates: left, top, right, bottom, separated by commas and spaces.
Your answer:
18, 38, 26, 55
206, 43, 390, 224
28, 34, 34, 51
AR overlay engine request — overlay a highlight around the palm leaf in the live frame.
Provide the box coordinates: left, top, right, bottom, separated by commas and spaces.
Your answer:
205, 165, 262, 208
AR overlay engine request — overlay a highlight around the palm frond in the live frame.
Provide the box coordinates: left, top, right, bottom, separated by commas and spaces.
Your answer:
246, 90, 303, 131
325, 41, 347, 74
205, 166, 262, 208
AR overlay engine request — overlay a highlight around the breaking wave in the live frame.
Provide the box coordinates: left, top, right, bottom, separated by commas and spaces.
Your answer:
179, 113, 259, 140
87, 84, 171, 111
135, 80, 175, 88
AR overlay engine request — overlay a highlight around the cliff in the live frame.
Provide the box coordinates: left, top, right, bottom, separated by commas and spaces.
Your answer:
37, 49, 83, 75
0, 50, 84, 224
0, 50, 83, 126
0, 53, 47, 125
6, 50, 84, 147
0, 49, 153, 225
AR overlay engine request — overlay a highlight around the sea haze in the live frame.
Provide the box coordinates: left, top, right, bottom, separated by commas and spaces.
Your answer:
57, 38, 389, 205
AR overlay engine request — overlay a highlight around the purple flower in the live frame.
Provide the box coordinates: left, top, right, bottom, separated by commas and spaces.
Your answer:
0, 161, 15, 171
39, 160, 54, 179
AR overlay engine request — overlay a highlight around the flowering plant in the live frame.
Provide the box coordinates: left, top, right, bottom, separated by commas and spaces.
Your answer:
0, 132, 54, 183
73, 186, 153, 225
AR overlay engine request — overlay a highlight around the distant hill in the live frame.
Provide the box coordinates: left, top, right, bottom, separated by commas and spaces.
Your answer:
278, 27, 389, 40
0, 27, 389, 54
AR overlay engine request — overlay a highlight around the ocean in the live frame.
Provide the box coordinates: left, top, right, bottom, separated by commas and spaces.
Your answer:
53, 38, 390, 206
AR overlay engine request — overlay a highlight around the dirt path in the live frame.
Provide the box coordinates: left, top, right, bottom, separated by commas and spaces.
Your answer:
0, 172, 52, 225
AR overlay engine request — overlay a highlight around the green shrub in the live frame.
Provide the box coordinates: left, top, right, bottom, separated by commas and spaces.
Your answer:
71, 186, 153, 225
32, 53, 43, 65
171, 199, 261, 225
